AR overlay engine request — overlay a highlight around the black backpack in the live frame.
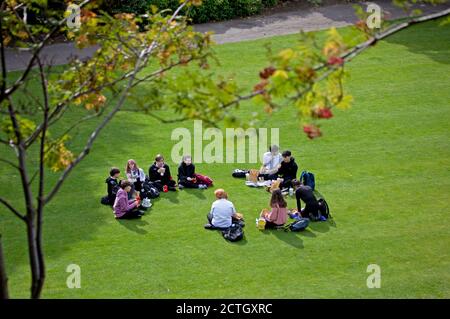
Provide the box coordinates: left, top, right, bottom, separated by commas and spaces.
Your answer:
300, 171, 315, 191
232, 169, 249, 178
318, 198, 331, 219
222, 223, 244, 242
141, 180, 160, 199
100, 196, 110, 206
285, 218, 309, 232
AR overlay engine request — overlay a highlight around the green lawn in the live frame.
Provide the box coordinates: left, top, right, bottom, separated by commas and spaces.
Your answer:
1, 19, 449, 298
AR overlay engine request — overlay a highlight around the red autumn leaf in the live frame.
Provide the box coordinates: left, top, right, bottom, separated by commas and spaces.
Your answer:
303, 124, 322, 139
327, 56, 344, 66
313, 106, 333, 119
253, 80, 268, 92
259, 66, 276, 79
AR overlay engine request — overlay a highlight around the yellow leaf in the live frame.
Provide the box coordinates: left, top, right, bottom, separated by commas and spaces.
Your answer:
278, 48, 295, 62
327, 27, 339, 39
273, 70, 289, 80
336, 95, 353, 110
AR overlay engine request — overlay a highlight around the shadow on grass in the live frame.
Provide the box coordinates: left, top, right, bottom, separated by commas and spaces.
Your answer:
308, 221, 329, 233
384, 19, 450, 66
117, 218, 149, 235
261, 229, 304, 249
204, 228, 249, 245
297, 229, 317, 238
183, 188, 207, 200
159, 190, 180, 204
308, 219, 337, 233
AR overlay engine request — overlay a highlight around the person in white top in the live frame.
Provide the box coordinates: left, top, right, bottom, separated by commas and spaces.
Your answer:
206, 189, 240, 229
125, 159, 146, 196
259, 145, 282, 180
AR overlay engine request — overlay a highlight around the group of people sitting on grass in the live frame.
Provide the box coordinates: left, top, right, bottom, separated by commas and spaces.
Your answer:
204, 180, 320, 231
102, 145, 324, 230
102, 154, 213, 219
204, 144, 324, 231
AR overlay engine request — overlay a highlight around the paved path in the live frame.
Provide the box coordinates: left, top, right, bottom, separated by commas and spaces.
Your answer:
4, 0, 449, 71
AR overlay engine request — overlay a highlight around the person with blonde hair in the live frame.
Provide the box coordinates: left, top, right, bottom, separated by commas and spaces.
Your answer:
177, 155, 208, 189
205, 189, 241, 229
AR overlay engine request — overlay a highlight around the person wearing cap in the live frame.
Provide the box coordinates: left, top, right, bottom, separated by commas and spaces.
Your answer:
259, 145, 283, 180
205, 189, 241, 229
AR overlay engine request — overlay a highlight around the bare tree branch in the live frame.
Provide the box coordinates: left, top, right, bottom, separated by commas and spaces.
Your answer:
131, 57, 196, 88
0, 158, 19, 170
0, 197, 26, 221
28, 169, 39, 187
146, 112, 188, 124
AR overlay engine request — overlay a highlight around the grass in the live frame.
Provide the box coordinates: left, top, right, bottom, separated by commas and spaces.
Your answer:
0, 19, 449, 298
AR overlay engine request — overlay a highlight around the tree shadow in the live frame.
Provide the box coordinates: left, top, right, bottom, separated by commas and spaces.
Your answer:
383, 17, 450, 66
117, 218, 149, 235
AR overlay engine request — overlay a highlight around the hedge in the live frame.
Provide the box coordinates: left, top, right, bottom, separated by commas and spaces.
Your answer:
102, 0, 284, 24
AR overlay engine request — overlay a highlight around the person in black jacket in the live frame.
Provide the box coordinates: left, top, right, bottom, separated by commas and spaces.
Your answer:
276, 150, 298, 189
177, 155, 208, 189
292, 179, 319, 219
105, 167, 121, 205
149, 154, 176, 191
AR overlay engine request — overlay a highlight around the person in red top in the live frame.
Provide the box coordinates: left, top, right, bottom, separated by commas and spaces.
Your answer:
260, 189, 288, 228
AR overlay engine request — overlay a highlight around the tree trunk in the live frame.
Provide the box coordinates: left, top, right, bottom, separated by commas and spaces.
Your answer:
34, 205, 45, 298
26, 216, 41, 299
0, 235, 9, 299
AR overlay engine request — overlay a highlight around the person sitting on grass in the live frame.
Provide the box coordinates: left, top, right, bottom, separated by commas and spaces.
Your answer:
276, 150, 298, 189
125, 159, 146, 195
105, 167, 121, 206
177, 155, 208, 189
260, 189, 288, 229
259, 145, 282, 180
149, 154, 177, 192
113, 180, 145, 219
292, 179, 319, 219
205, 189, 241, 229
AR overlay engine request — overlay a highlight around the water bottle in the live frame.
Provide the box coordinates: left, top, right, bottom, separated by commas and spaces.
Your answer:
289, 187, 294, 196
